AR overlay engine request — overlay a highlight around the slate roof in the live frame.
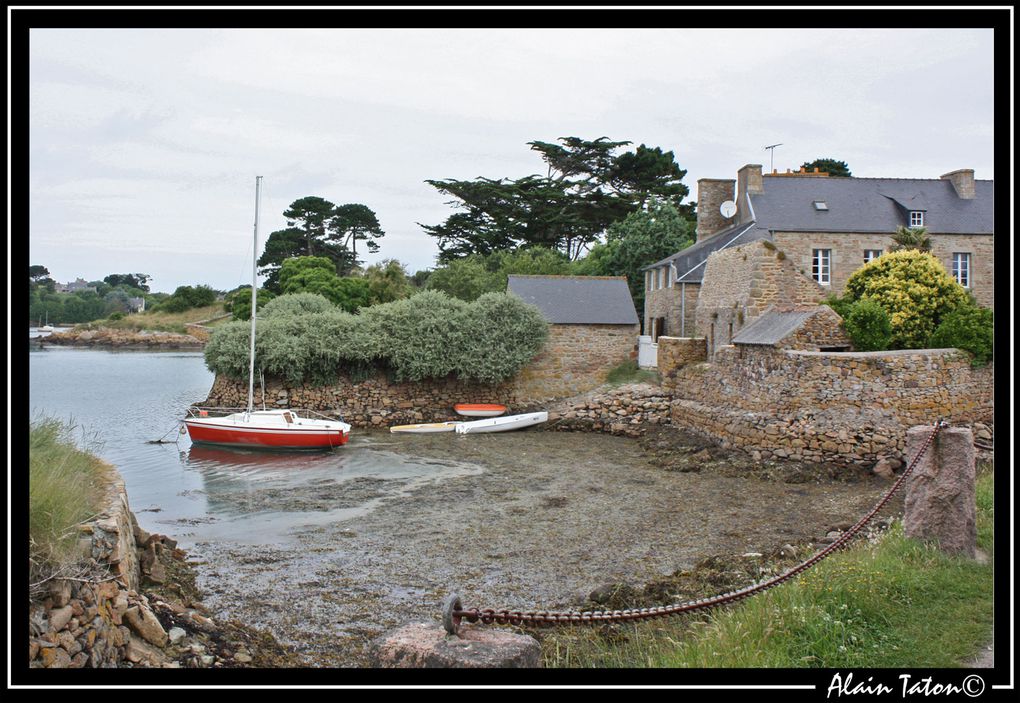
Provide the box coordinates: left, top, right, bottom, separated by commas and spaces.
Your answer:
644, 173, 993, 285
731, 308, 819, 346
507, 275, 639, 325
751, 175, 993, 234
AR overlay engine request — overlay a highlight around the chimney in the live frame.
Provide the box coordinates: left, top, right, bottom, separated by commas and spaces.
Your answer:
695, 178, 736, 242
941, 169, 975, 199
735, 164, 763, 222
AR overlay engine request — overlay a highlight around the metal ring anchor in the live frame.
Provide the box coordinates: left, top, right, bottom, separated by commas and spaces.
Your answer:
442, 594, 463, 635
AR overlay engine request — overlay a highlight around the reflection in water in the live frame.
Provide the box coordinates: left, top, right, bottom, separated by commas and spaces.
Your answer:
176, 434, 485, 545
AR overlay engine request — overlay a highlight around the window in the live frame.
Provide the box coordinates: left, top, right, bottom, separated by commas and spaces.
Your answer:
952, 252, 971, 288
813, 200, 829, 211
864, 249, 883, 264
655, 268, 662, 290
910, 211, 925, 227
812, 249, 831, 285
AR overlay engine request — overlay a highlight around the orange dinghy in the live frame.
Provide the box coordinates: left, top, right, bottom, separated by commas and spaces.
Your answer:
454, 403, 507, 418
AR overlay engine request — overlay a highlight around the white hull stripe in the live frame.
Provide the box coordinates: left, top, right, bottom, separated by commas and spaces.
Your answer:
185, 421, 347, 435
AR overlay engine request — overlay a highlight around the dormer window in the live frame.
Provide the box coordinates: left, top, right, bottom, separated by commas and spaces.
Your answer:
813, 200, 828, 211
909, 211, 925, 227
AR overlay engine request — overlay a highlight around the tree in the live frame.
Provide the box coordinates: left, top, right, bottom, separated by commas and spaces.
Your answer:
328, 204, 385, 273
278, 256, 373, 312
801, 158, 851, 177
283, 196, 336, 257
888, 225, 932, 253
258, 226, 356, 292
843, 250, 968, 348
575, 199, 695, 315
362, 259, 412, 305
422, 136, 693, 262
29, 265, 50, 283
103, 273, 151, 292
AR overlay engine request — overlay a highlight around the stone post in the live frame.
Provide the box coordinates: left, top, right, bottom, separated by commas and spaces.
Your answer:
903, 426, 977, 558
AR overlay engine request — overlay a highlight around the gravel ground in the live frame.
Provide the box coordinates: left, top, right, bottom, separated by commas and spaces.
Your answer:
188, 428, 896, 667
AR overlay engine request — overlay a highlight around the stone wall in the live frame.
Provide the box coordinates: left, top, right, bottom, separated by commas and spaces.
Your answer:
644, 281, 699, 339
695, 241, 825, 357
546, 383, 673, 438
772, 231, 995, 309
775, 306, 852, 350
29, 464, 179, 668
656, 336, 707, 387
663, 345, 994, 465
203, 322, 640, 423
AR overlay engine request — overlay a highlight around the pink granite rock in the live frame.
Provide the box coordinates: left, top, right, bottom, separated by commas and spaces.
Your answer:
903, 426, 976, 558
372, 622, 541, 668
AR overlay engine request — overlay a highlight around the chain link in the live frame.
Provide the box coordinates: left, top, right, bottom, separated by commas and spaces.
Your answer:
444, 420, 946, 634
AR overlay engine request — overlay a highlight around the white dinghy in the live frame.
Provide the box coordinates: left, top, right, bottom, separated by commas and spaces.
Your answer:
389, 422, 461, 434
454, 412, 548, 434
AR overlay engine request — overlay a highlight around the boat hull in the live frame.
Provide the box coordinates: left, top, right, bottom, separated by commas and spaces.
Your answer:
389, 422, 460, 434
184, 416, 349, 449
454, 412, 548, 434
454, 403, 507, 417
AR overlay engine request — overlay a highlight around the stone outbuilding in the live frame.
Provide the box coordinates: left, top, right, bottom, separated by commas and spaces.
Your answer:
507, 275, 640, 401
730, 305, 852, 352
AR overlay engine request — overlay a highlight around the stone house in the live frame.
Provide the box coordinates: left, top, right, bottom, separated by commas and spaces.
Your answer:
56, 277, 98, 294
507, 275, 640, 401
127, 296, 146, 313
644, 164, 994, 340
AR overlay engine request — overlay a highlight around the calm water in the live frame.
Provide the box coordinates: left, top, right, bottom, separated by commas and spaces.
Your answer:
27, 347, 482, 547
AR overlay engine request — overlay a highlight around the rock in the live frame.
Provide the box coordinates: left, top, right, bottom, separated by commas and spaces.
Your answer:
125, 638, 165, 666
872, 457, 898, 479
123, 605, 168, 647
29, 640, 40, 662
41, 646, 72, 668
168, 627, 187, 645
371, 622, 541, 668
234, 652, 253, 664
49, 580, 73, 608
692, 448, 712, 462
49, 605, 74, 632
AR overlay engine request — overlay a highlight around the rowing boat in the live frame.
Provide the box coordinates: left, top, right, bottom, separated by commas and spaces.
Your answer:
389, 422, 461, 434
453, 403, 507, 417
454, 412, 548, 434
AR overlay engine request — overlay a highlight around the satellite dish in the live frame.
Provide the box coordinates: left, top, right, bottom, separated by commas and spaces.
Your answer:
719, 200, 737, 218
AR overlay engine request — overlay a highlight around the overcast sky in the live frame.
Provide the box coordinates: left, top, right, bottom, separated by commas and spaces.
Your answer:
27, 25, 995, 293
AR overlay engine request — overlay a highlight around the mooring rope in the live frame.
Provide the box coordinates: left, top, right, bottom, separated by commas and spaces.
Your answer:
442, 420, 947, 634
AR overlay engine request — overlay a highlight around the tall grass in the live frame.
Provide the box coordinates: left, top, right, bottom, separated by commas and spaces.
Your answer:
29, 418, 108, 590
543, 471, 995, 668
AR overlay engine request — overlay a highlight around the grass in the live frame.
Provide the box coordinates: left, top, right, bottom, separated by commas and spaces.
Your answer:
29, 418, 110, 592
83, 303, 230, 335
606, 359, 659, 386
541, 469, 995, 668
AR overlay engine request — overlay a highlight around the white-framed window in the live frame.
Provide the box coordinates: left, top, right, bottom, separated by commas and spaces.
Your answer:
667, 263, 674, 288
910, 211, 925, 227
864, 249, 883, 264
655, 267, 662, 290
952, 252, 971, 288
812, 248, 831, 285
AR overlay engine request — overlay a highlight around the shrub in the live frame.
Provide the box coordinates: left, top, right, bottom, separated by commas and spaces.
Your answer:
843, 251, 968, 349
362, 290, 469, 381
455, 292, 550, 384
260, 293, 336, 318
204, 290, 549, 385
842, 298, 893, 351
928, 300, 994, 366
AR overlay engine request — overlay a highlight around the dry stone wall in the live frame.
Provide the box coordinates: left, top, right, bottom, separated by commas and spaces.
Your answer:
662, 344, 994, 466
546, 383, 673, 437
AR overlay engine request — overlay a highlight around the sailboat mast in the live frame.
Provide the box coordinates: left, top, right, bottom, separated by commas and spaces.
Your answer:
248, 176, 262, 415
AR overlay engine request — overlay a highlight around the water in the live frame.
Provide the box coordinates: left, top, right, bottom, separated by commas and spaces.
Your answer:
27, 347, 482, 547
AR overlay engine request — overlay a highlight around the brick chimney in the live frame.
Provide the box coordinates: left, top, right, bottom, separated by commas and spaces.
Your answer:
735, 164, 763, 222
941, 169, 975, 199
696, 178, 736, 242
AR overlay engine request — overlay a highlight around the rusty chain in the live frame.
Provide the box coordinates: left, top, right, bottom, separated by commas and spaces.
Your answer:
443, 420, 947, 634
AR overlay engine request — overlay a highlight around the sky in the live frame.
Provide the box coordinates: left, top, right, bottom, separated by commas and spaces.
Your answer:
26, 22, 997, 294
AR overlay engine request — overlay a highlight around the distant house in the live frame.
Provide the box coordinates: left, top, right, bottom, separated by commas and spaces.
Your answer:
126, 297, 146, 313
507, 275, 640, 400
56, 277, 98, 294
644, 164, 994, 342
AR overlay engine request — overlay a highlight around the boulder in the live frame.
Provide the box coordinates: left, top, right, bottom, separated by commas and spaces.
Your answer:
123, 605, 168, 647
371, 622, 541, 668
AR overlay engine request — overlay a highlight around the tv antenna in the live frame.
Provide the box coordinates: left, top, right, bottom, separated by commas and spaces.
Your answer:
764, 143, 783, 172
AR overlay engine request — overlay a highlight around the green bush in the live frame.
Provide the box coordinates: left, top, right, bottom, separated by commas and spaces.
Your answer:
843, 251, 968, 349
842, 298, 893, 352
928, 300, 994, 366
204, 290, 549, 385
260, 292, 336, 318
455, 292, 549, 384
